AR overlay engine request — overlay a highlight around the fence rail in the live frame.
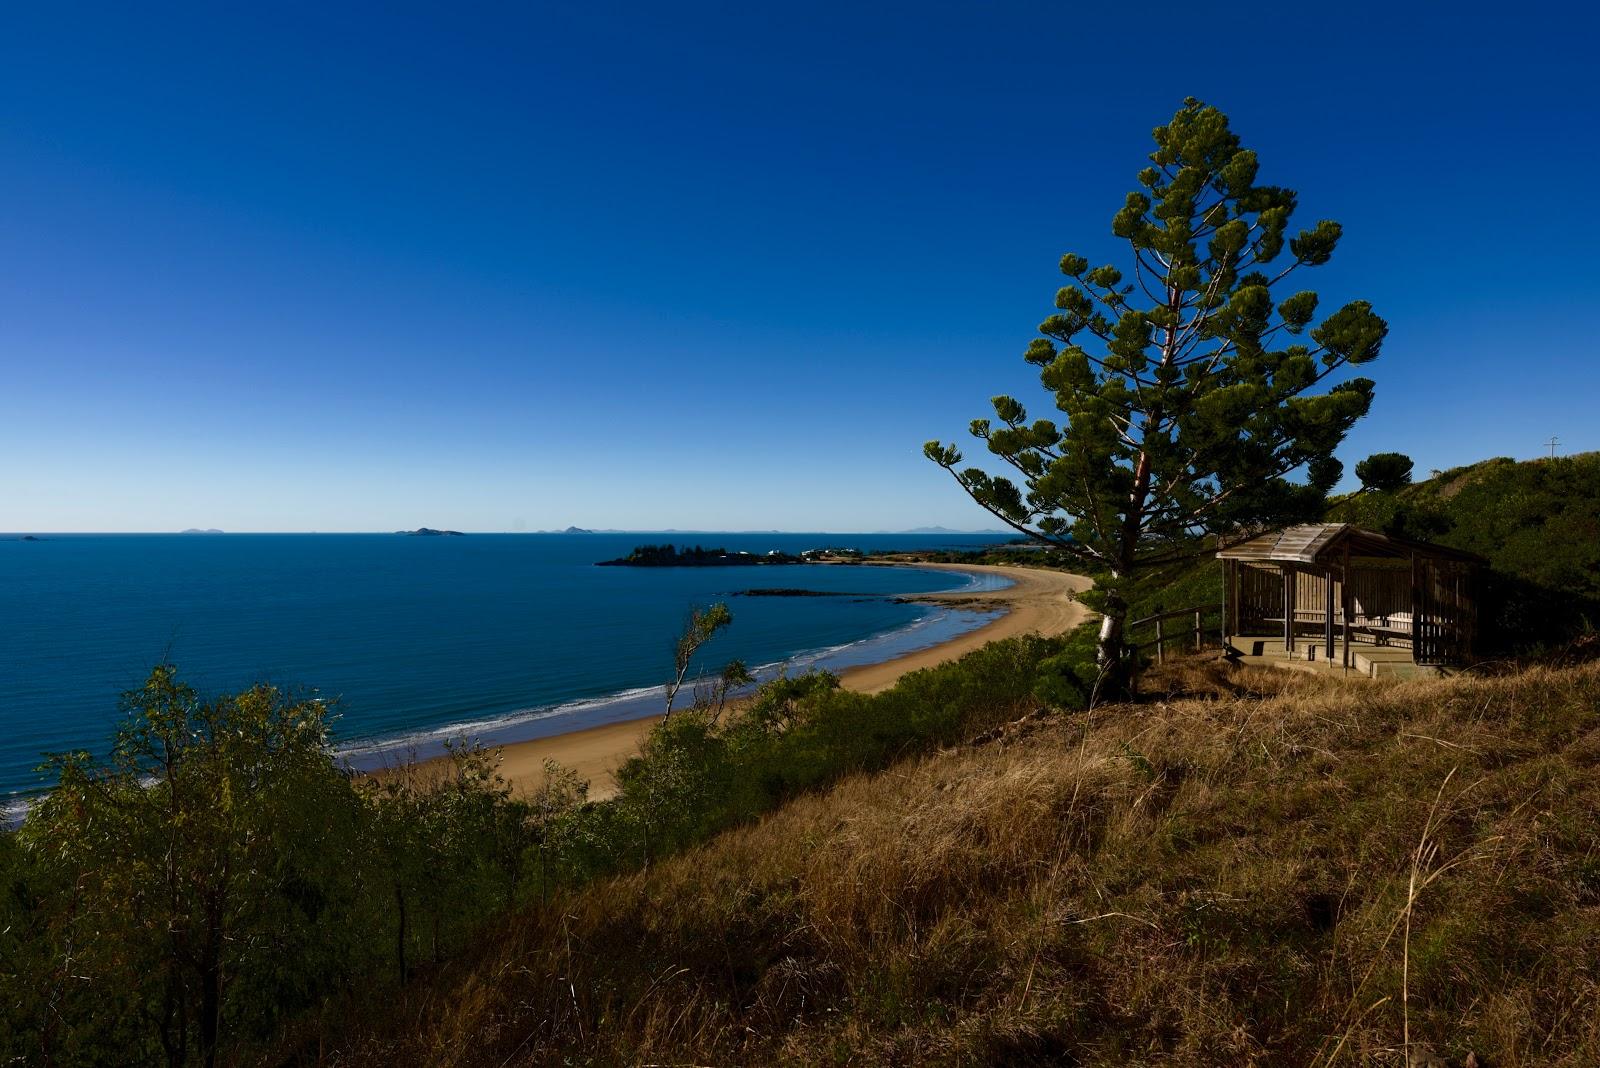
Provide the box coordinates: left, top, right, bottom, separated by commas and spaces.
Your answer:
1126, 602, 1224, 664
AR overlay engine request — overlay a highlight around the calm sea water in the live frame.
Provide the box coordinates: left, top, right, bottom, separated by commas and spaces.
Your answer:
0, 532, 1012, 808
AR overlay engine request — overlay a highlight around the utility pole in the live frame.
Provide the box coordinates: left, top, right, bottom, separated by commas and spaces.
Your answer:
1545, 435, 1560, 459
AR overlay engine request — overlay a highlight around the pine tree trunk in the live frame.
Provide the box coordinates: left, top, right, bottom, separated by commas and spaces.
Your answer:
1096, 580, 1127, 669
1100, 423, 1156, 686
1094, 285, 1171, 678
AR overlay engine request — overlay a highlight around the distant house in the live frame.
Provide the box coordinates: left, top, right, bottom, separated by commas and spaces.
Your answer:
1217, 524, 1486, 678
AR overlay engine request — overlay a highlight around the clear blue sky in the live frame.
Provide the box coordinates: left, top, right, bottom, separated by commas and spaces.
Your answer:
4, 2, 1596, 532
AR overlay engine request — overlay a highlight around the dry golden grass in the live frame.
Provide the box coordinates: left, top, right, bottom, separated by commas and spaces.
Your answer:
326, 659, 1600, 1067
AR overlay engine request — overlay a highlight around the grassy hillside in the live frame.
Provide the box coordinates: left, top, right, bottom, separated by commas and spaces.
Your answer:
328, 658, 1600, 1066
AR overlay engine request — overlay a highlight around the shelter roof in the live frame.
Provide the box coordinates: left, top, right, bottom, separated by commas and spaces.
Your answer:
1215, 523, 1487, 566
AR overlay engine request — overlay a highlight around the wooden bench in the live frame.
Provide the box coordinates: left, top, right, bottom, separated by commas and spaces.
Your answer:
1258, 614, 1414, 647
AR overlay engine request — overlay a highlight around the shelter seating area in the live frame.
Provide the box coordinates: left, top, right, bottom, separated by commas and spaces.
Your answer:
1218, 524, 1486, 679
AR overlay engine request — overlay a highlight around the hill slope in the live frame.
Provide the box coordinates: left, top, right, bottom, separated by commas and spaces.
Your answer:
329, 659, 1600, 1066
1331, 452, 1600, 650
1333, 452, 1600, 599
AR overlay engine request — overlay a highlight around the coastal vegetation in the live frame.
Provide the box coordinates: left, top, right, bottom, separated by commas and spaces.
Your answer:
1353, 451, 1416, 493
926, 98, 1387, 677
662, 601, 735, 719
6, 5, 1591, 1065
0, 626, 1096, 1065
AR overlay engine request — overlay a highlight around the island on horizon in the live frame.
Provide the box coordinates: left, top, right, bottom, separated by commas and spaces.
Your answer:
396, 527, 466, 537
597, 544, 870, 567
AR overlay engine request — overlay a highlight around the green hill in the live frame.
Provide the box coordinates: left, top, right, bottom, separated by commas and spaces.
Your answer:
1112, 452, 1600, 653
1330, 452, 1600, 648
1333, 452, 1600, 596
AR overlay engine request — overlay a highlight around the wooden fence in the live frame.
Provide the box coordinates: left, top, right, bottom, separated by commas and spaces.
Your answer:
1125, 603, 1224, 665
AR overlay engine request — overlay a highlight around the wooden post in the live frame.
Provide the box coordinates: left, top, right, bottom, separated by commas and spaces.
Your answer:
1453, 569, 1463, 663
1342, 542, 1352, 670
1155, 611, 1164, 665
1283, 566, 1295, 657
1230, 559, 1242, 638
1194, 608, 1203, 653
1324, 567, 1335, 662
1220, 558, 1230, 650
1410, 551, 1422, 662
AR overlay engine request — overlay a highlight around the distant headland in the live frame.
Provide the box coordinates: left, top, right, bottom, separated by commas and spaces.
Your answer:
598, 544, 802, 567
180, 528, 225, 535
396, 528, 466, 537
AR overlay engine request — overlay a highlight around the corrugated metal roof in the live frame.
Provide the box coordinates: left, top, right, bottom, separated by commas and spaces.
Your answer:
1216, 523, 1487, 565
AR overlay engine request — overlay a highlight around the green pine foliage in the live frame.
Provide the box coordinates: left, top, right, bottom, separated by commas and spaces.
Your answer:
1354, 450, 1415, 492
927, 98, 1387, 666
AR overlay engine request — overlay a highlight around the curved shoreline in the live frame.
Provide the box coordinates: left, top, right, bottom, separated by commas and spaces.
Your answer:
446, 563, 1094, 800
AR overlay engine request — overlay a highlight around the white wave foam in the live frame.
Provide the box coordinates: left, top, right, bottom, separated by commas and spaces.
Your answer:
336, 598, 999, 767
6, 570, 1008, 819
3, 794, 35, 829
335, 681, 671, 760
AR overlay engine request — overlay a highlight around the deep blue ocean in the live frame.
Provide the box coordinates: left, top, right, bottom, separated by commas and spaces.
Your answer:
0, 532, 1012, 812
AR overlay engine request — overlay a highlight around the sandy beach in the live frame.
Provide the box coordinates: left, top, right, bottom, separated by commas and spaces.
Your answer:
441, 562, 1094, 800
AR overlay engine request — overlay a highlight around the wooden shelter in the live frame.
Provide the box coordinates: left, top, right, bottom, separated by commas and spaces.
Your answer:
1218, 524, 1486, 676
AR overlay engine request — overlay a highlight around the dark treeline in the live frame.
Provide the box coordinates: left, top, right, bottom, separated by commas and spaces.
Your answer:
0, 629, 1098, 1066
597, 544, 804, 566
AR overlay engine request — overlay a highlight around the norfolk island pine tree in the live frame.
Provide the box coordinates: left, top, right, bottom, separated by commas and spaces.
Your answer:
926, 98, 1387, 681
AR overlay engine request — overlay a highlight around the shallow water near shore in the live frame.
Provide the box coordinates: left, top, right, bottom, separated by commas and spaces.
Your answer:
0, 532, 1013, 810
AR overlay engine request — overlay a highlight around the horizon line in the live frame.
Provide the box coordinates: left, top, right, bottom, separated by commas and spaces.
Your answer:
3, 528, 1021, 537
